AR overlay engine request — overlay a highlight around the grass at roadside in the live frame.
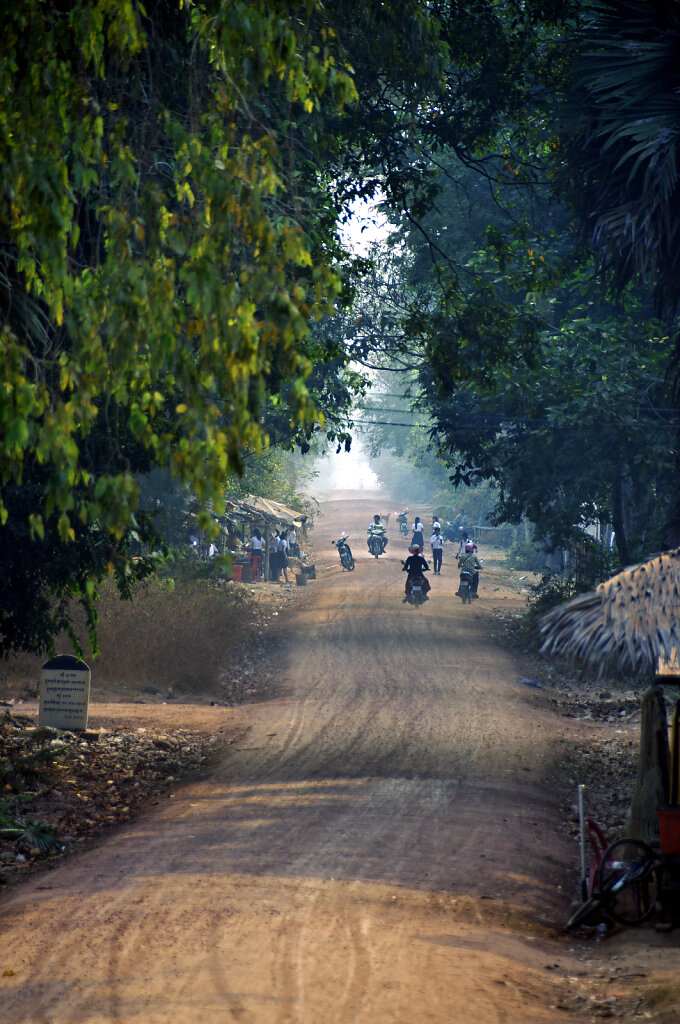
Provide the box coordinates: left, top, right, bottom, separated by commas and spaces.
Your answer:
0, 575, 297, 704
0, 575, 301, 887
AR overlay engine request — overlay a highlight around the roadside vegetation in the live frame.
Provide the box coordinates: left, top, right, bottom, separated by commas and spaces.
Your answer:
3, 2, 680, 666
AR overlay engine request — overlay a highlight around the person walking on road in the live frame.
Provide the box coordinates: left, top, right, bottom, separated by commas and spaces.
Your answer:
430, 524, 444, 575
270, 531, 281, 581
411, 516, 424, 551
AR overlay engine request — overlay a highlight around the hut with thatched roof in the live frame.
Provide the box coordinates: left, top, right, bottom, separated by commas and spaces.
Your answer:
538, 548, 680, 676
539, 548, 680, 844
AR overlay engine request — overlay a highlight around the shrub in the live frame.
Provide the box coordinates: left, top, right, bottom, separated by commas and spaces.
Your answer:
506, 539, 549, 572
527, 570, 580, 617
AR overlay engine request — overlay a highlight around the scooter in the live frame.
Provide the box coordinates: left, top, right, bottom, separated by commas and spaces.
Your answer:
458, 568, 479, 603
443, 520, 458, 543
405, 573, 428, 606
395, 510, 409, 536
332, 534, 355, 571
367, 530, 386, 558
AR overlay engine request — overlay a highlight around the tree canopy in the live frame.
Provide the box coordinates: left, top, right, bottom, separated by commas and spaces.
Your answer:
0, 0, 361, 654
3, 0, 680, 656
333, 2, 679, 568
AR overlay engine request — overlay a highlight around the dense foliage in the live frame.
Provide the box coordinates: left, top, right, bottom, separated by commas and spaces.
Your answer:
0, 0, 359, 654
3, 0, 680, 655
341, 3, 679, 569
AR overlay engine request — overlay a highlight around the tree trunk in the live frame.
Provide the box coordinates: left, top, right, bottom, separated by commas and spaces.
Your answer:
611, 467, 632, 567
661, 443, 680, 548
627, 684, 670, 843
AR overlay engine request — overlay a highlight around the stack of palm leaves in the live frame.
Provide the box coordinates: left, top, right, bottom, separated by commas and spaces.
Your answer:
539, 548, 680, 675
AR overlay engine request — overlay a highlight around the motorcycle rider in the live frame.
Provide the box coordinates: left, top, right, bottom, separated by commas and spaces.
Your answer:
367, 514, 388, 554
402, 544, 431, 602
453, 512, 468, 540
457, 541, 482, 598
456, 531, 476, 561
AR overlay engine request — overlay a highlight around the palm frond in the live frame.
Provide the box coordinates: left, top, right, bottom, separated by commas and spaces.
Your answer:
0, 819, 61, 853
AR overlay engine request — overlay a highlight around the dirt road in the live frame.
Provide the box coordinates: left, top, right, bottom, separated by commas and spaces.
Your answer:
0, 493, 659, 1022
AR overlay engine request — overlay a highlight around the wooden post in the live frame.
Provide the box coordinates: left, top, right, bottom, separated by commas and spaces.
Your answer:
627, 683, 670, 844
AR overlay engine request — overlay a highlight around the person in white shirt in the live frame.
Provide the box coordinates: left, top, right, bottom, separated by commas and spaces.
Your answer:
270, 531, 280, 580
430, 525, 444, 575
249, 528, 263, 580
278, 529, 290, 583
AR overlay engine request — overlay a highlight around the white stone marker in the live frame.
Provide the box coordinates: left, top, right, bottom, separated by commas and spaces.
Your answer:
39, 655, 90, 731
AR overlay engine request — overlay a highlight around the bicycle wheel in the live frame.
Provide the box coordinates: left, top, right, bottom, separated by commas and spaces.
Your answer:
598, 839, 658, 925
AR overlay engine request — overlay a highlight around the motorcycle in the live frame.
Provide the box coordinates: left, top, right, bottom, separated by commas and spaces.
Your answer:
442, 520, 459, 543
458, 569, 475, 603
367, 530, 385, 558
332, 534, 355, 571
395, 510, 409, 536
405, 572, 428, 606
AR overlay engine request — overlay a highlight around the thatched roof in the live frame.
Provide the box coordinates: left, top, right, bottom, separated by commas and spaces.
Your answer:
242, 495, 307, 526
538, 548, 680, 675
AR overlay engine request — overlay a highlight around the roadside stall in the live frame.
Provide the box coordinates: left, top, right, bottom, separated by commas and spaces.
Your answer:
221, 496, 309, 582
242, 495, 309, 581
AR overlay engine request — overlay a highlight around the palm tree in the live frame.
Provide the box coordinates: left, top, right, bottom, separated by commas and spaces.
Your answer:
564, 0, 680, 543
567, 0, 680, 305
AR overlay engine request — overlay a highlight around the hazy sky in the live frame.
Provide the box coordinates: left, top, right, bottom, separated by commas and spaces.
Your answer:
312, 436, 379, 491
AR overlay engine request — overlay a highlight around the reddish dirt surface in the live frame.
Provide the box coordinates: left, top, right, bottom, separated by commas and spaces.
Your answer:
1, 491, 679, 1023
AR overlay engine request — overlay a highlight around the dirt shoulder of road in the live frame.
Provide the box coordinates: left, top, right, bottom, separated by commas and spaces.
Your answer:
0, 579, 305, 890
484, 557, 680, 1023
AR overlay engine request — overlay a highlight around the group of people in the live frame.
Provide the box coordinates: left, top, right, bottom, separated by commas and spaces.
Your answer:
364, 511, 482, 602
368, 513, 443, 568
247, 526, 298, 583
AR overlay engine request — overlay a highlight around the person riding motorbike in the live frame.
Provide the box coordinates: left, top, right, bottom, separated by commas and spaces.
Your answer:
402, 544, 431, 602
457, 542, 482, 598
456, 531, 476, 560
367, 514, 388, 554
453, 512, 468, 540
396, 508, 409, 535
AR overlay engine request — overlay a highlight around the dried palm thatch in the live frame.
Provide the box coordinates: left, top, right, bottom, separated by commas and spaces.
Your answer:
538, 549, 680, 675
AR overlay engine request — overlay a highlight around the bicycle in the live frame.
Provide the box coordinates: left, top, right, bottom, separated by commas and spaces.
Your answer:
566, 834, 659, 930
